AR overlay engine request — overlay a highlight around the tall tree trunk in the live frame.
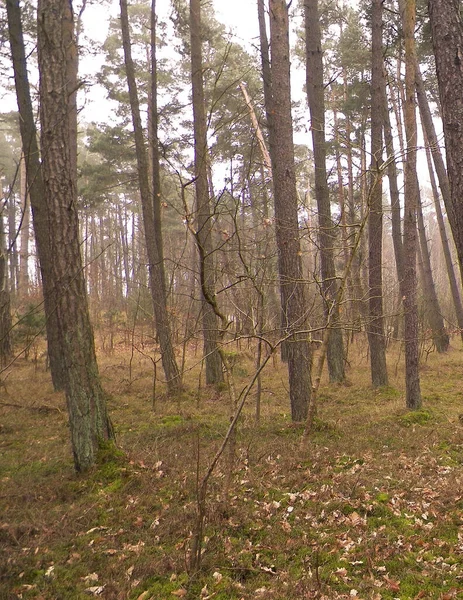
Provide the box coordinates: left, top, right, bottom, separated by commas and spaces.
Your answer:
18, 155, 30, 298
0, 213, 13, 367
120, 0, 181, 391
257, 0, 290, 361
149, 0, 166, 296
333, 106, 353, 332
7, 194, 18, 297
423, 133, 463, 342
367, 0, 388, 387
267, 0, 312, 421
189, 0, 223, 385
383, 75, 404, 287
401, 0, 421, 409
304, 0, 345, 383
6, 0, 67, 391
37, 0, 114, 471
416, 189, 449, 351
428, 0, 463, 285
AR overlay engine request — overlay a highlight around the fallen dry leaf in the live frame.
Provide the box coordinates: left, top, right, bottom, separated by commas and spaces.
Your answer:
84, 586, 105, 596
384, 576, 400, 592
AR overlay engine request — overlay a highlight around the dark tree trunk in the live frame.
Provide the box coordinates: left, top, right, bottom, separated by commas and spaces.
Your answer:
7, 195, 18, 297
383, 77, 404, 287
257, 0, 290, 362
267, 0, 312, 421
401, 0, 421, 409
304, 0, 345, 383
423, 134, 463, 342
18, 156, 30, 298
6, 0, 67, 391
428, 0, 463, 285
120, 0, 181, 391
0, 215, 12, 367
416, 190, 449, 352
37, 0, 114, 471
367, 0, 388, 387
150, 0, 166, 295
190, 0, 223, 385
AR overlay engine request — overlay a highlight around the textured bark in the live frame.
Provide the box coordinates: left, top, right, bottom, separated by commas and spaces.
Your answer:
7, 196, 18, 295
190, 0, 223, 385
18, 155, 30, 297
149, 0, 166, 293
367, 0, 388, 387
257, 0, 290, 361
304, 0, 345, 383
38, 0, 113, 471
267, 0, 312, 421
401, 0, 421, 409
383, 79, 404, 287
0, 216, 12, 367
423, 135, 463, 342
428, 0, 463, 284
6, 0, 67, 391
120, 0, 181, 391
416, 191, 449, 352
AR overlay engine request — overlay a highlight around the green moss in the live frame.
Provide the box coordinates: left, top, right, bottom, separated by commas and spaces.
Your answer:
398, 409, 433, 427
379, 386, 400, 399
375, 492, 390, 503
160, 414, 185, 427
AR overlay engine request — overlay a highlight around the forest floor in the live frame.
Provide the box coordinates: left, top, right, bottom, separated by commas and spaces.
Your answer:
1, 335, 463, 600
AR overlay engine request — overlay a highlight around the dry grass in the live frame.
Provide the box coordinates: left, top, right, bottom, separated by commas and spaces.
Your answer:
0, 334, 462, 599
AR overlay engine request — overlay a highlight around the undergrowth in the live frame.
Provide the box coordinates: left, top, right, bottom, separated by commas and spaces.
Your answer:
1, 338, 462, 599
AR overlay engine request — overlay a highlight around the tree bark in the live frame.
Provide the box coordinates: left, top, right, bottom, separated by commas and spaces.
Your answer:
190, 0, 223, 385
267, 0, 312, 421
367, 0, 388, 387
416, 189, 449, 352
18, 155, 30, 298
304, 0, 345, 383
120, 0, 181, 391
0, 213, 12, 367
149, 0, 166, 294
401, 0, 421, 409
383, 75, 404, 287
37, 0, 114, 471
6, 0, 67, 391
423, 133, 463, 342
428, 0, 463, 285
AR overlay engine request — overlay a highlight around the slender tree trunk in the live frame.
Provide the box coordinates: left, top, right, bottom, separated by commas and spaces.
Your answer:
428, 0, 463, 285
333, 107, 353, 329
423, 134, 463, 342
401, 0, 421, 409
120, 0, 181, 391
18, 155, 30, 298
258, 0, 292, 363
304, 0, 345, 383
267, 0, 312, 421
0, 213, 12, 367
37, 0, 114, 470
383, 75, 404, 286
367, 0, 388, 387
149, 0, 166, 296
189, 0, 223, 385
6, 0, 67, 391
7, 194, 18, 297
416, 189, 449, 351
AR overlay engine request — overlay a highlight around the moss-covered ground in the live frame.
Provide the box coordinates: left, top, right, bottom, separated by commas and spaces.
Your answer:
1, 338, 462, 599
